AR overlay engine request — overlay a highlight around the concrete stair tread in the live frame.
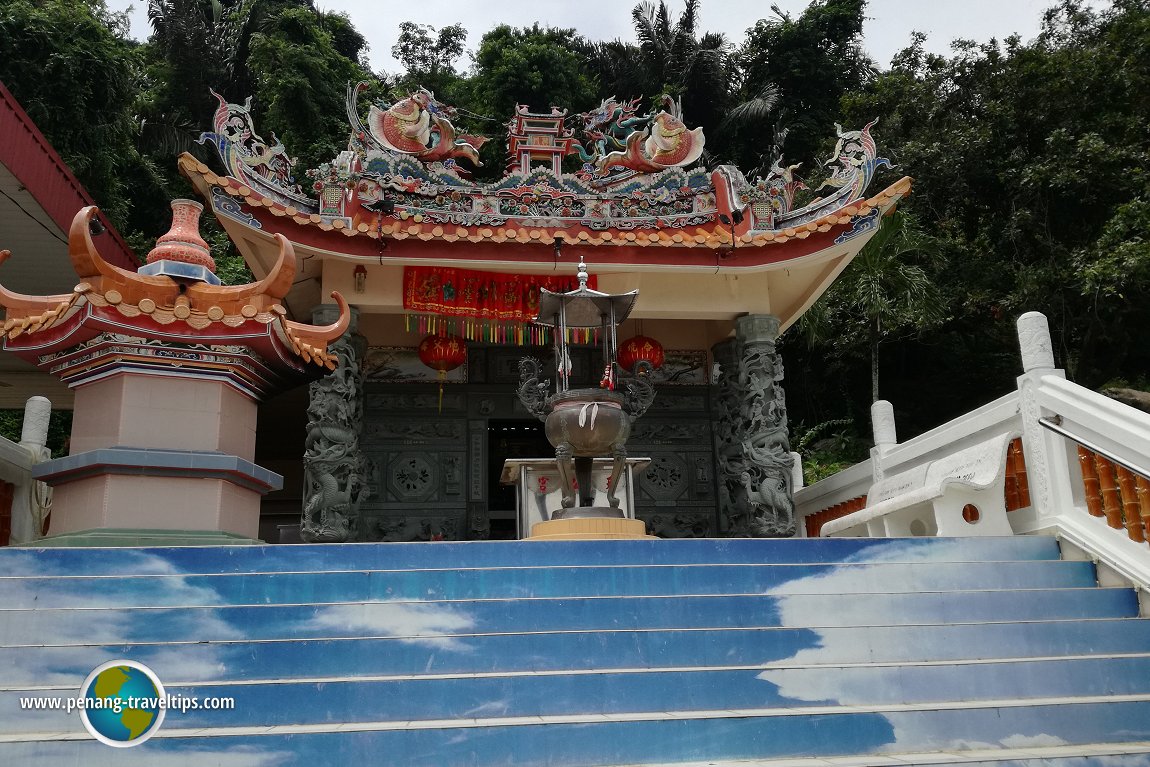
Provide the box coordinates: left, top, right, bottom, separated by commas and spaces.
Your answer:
9, 693, 1150, 742
0, 561, 1100, 609
11, 651, 1150, 690
0, 537, 1062, 576
612, 741, 1150, 765
0, 583, 1129, 610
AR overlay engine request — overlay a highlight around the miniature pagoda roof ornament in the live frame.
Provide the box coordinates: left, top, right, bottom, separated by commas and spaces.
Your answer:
0, 203, 351, 395
535, 255, 638, 329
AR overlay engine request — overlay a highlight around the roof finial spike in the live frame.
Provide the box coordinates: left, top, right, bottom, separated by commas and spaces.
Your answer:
577, 255, 589, 290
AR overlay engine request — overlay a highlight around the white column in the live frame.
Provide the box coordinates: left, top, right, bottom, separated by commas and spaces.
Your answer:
10, 396, 53, 545
1015, 312, 1077, 523
870, 399, 898, 484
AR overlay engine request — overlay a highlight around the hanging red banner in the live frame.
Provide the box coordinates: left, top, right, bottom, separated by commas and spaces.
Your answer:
403, 265, 596, 323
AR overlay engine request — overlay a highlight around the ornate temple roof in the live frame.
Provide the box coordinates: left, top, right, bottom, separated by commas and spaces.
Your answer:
180, 87, 912, 329
181, 152, 910, 262
0, 206, 350, 397
186, 88, 910, 265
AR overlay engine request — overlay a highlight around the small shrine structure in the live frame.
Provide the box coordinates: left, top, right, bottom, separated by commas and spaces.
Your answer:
505, 106, 582, 176
171, 83, 911, 543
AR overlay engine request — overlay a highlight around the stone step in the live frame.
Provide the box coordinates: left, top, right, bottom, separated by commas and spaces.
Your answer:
4, 697, 1150, 765
10, 655, 1150, 734
5, 618, 1149, 688
0, 587, 1137, 647
0, 536, 1061, 576
0, 560, 1098, 608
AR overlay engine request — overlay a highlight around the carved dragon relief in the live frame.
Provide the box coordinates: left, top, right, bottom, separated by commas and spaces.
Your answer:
301, 333, 369, 542
596, 96, 705, 174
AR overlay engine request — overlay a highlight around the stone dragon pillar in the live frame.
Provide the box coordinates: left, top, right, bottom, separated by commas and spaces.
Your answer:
731, 314, 796, 537
711, 337, 743, 534
301, 305, 370, 542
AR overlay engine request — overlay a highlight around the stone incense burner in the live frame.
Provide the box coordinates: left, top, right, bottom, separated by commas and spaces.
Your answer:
517, 258, 654, 518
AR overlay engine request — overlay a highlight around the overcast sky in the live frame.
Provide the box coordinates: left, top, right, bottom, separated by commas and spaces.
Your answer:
108, 0, 1089, 73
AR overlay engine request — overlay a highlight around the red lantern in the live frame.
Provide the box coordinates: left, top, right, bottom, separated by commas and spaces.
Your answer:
418, 334, 467, 411
618, 334, 665, 372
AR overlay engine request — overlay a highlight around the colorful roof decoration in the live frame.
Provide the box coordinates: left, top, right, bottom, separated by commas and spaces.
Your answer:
184, 85, 910, 273
506, 105, 581, 177
0, 204, 351, 397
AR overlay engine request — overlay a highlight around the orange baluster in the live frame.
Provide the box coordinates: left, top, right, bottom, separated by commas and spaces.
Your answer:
1116, 467, 1144, 542
1014, 440, 1031, 509
1095, 455, 1123, 529
1004, 439, 1020, 511
1136, 476, 1150, 544
1078, 447, 1104, 518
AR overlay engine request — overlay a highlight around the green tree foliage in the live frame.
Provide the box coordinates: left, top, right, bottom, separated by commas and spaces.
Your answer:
799, 211, 946, 403
391, 21, 467, 99
0, 0, 164, 242
469, 24, 597, 119
246, 6, 371, 172
629, 0, 730, 134
836, 0, 1150, 401
729, 0, 871, 170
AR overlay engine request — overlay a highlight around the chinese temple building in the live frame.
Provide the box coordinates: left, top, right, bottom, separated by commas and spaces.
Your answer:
7, 80, 1150, 767
175, 85, 912, 543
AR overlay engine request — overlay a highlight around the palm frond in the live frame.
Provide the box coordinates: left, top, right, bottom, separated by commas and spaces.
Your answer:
720, 84, 780, 131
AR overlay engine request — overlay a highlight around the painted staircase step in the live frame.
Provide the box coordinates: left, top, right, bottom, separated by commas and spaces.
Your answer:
4, 618, 1149, 687
4, 698, 1150, 765
0, 587, 1137, 647
10, 655, 1150, 733
0, 536, 1062, 576
0, 560, 1099, 608
518, 741, 1150, 766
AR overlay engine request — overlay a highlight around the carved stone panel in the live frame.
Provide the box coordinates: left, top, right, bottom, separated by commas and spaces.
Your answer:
646, 394, 708, 414
367, 513, 462, 542
365, 391, 465, 413
364, 419, 465, 444
387, 453, 438, 503
468, 421, 485, 502
643, 511, 713, 538
630, 420, 709, 444
639, 455, 689, 502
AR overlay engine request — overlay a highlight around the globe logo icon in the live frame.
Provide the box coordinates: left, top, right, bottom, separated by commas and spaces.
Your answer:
78, 660, 166, 747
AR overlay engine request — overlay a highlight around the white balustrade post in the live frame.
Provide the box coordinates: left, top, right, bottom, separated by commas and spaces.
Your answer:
870, 399, 897, 481
10, 396, 53, 544
19, 396, 50, 451
1015, 312, 1077, 524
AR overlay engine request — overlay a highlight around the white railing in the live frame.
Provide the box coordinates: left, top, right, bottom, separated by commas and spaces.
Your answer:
793, 312, 1150, 590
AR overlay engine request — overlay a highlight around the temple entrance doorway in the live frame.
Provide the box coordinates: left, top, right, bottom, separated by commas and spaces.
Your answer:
487, 418, 551, 539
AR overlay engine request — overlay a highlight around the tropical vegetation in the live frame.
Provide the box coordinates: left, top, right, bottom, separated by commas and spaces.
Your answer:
0, 0, 1147, 472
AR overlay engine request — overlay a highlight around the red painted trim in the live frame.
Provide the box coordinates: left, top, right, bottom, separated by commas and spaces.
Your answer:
0, 80, 136, 269
244, 207, 849, 269
0, 480, 12, 546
